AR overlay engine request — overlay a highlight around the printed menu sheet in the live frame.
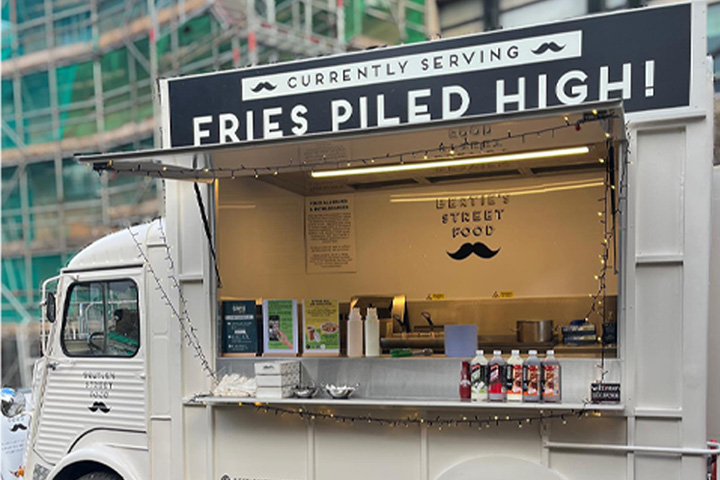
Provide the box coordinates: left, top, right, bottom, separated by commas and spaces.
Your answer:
220, 300, 260, 356
262, 299, 299, 355
305, 194, 356, 274
302, 299, 340, 356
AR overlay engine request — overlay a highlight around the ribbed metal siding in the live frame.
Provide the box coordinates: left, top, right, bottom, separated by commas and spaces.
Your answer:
34, 358, 146, 464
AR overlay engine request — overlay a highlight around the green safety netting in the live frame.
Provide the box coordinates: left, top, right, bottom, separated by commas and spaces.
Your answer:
0, 2, 426, 324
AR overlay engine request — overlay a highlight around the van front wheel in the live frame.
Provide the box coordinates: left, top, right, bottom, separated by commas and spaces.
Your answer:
77, 472, 121, 480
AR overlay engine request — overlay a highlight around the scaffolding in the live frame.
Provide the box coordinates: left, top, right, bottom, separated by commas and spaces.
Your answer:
0, 0, 428, 387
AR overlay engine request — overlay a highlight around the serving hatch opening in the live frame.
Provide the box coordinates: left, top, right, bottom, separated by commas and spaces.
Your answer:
207, 102, 624, 358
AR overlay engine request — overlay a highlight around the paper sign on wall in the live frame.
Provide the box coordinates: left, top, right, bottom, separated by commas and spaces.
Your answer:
305, 194, 356, 274
262, 299, 299, 355
302, 299, 340, 356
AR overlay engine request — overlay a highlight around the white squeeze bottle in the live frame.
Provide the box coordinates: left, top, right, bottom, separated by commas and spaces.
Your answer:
470, 350, 489, 402
347, 308, 364, 358
542, 350, 561, 403
364, 307, 380, 357
506, 349, 524, 402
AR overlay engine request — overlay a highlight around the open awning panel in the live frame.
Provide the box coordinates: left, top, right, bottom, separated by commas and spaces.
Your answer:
77, 102, 625, 190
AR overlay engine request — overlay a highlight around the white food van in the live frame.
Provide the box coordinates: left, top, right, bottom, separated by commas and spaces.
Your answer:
4, 2, 719, 480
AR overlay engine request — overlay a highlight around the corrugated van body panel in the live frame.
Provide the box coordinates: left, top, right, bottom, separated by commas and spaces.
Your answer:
35, 358, 146, 465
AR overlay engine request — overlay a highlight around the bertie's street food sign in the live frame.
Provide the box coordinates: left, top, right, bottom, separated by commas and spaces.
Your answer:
164, 4, 691, 147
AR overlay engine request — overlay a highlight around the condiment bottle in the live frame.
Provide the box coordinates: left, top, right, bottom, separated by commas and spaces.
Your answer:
542, 350, 561, 403
506, 349, 523, 402
364, 307, 380, 357
470, 350, 489, 402
488, 350, 506, 402
523, 350, 542, 402
347, 308, 364, 358
459, 361, 471, 400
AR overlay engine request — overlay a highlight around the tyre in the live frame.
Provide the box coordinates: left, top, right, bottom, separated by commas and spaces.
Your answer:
76, 472, 121, 480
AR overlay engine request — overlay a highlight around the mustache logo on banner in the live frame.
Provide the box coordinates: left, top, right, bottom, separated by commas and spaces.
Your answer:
447, 242, 500, 260
10, 423, 27, 432
531, 42, 565, 55
250, 81, 277, 93
88, 401, 111, 413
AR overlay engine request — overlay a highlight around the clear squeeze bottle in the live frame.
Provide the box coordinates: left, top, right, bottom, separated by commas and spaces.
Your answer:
470, 350, 489, 402
364, 307, 380, 357
488, 350, 506, 402
542, 350, 561, 403
506, 349, 524, 402
523, 350, 542, 402
347, 308, 364, 358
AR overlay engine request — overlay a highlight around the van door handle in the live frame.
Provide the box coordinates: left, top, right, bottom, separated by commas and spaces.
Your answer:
48, 361, 59, 370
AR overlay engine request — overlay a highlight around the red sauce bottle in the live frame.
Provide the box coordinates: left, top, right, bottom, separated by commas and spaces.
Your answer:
460, 361, 471, 400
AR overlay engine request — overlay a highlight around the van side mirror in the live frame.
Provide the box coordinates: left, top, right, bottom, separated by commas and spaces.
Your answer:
1, 388, 26, 418
46, 292, 56, 324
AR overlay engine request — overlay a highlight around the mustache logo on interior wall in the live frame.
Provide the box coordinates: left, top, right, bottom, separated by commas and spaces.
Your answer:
88, 401, 111, 413
447, 242, 500, 260
531, 42, 565, 55
250, 81, 277, 93
10, 423, 27, 432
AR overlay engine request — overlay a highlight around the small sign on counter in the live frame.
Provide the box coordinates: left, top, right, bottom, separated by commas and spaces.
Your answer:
302, 299, 340, 356
590, 382, 621, 404
262, 299, 299, 356
220, 300, 261, 356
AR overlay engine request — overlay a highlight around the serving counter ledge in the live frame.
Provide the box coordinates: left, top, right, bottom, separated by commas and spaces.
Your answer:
184, 395, 625, 412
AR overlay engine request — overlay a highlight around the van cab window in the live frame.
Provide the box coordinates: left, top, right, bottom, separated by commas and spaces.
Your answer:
62, 280, 139, 357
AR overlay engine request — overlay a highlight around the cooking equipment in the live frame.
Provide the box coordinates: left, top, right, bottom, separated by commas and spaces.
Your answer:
414, 311, 444, 333
562, 319, 597, 345
349, 295, 406, 334
513, 320, 555, 343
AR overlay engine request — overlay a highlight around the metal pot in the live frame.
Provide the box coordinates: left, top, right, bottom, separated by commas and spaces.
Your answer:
513, 320, 555, 343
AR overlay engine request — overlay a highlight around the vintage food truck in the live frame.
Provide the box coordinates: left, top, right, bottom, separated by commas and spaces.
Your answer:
3, 2, 719, 479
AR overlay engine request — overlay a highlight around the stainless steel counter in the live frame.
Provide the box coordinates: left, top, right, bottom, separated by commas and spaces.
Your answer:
379, 334, 616, 358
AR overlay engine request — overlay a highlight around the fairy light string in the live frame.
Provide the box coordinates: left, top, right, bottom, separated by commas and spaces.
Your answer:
583, 138, 620, 385
221, 401, 600, 429
93, 112, 618, 179
128, 216, 218, 383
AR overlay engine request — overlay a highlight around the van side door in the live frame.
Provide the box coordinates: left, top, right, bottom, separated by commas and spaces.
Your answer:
33, 270, 147, 467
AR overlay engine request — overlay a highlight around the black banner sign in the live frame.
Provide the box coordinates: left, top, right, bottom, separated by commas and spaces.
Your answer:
166, 4, 691, 147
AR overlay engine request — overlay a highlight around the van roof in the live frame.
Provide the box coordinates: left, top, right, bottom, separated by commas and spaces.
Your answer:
63, 219, 163, 273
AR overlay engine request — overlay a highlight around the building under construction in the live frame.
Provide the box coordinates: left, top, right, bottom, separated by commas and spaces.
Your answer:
0, 0, 429, 387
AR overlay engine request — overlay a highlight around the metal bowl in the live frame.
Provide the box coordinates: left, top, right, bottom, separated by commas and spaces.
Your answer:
323, 383, 358, 399
293, 385, 319, 399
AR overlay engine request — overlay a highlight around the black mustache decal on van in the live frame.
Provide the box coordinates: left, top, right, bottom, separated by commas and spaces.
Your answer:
88, 401, 111, 413
10, 423, 27, 432
447, 242, 500, 260
531, 42, 565, 55
250, 81, 277, 93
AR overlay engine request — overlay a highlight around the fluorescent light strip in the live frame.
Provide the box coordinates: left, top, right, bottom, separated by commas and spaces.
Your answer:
389, 180, 604, 203
310, 146, 590, 178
